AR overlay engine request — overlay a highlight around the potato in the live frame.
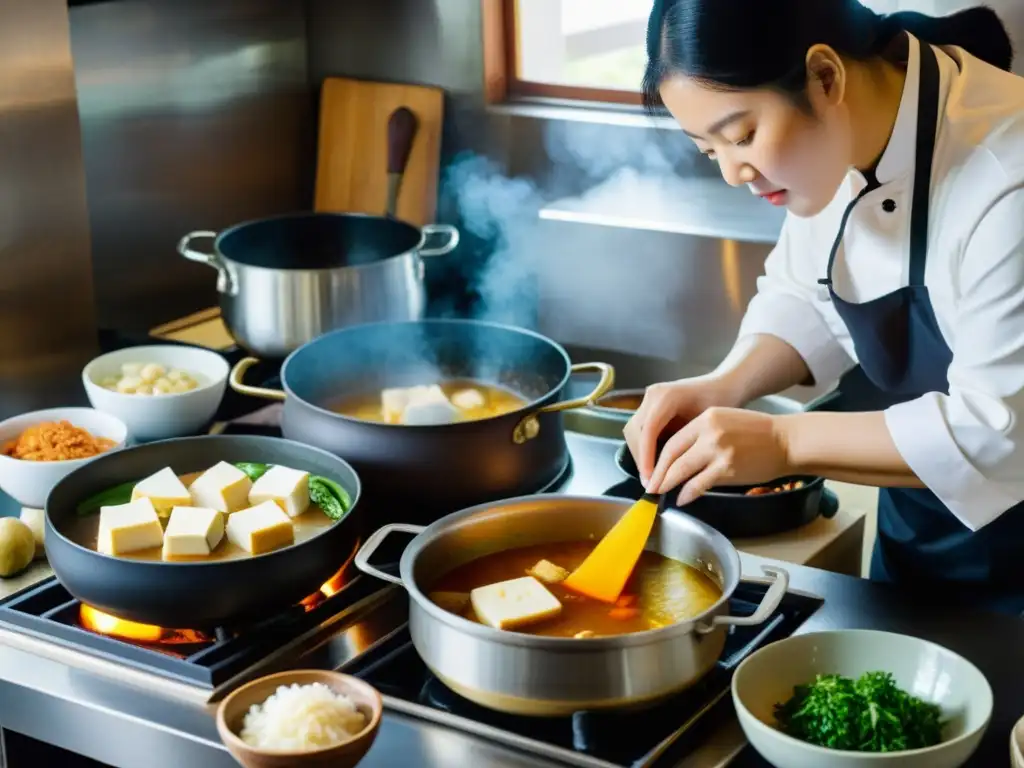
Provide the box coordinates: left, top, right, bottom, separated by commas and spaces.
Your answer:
0, 518, 36, 577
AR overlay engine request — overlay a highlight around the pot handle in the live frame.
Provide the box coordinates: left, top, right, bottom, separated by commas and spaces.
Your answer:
695, 565, 789, 635
229, 357, 286, 401
354, 523, 426, 585
177, 230, 235, 294
512, 362, 616, 444
418, 224, 461, 257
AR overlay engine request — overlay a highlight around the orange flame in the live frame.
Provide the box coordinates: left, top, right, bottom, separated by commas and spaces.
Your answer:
79, 541, 361, 643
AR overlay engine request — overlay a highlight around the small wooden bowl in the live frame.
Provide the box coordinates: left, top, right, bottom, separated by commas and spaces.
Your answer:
216, 670, 383, 768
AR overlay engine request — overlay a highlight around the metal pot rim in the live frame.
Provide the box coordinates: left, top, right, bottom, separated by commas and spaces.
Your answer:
212, 211, 430, 275
276, 319, 575, 429
394, 494, 744, 650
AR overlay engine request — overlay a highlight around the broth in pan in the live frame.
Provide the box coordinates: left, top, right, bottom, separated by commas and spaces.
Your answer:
429, 541, 722, 638
330, 379, 526, 425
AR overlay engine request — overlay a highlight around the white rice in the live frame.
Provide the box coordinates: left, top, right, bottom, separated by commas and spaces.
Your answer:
240, 682, 367, 751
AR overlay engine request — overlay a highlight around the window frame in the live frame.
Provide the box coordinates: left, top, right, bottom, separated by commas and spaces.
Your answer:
482, 0, 646, 106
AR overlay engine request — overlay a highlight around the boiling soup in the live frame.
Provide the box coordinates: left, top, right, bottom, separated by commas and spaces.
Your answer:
330, 379, 526, 425
428, 541, 722, 638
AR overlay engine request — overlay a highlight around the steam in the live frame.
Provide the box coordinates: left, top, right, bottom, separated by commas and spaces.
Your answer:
434, 119, 712, 332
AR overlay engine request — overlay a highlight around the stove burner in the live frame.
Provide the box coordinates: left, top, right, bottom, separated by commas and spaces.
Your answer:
345, 582, 823, 768
0, 566, 388, 689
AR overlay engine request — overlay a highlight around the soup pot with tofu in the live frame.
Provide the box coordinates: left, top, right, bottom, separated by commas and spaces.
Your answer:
229, 320, 615, 521
354, 495, 789, 716
44, 434, 362, 629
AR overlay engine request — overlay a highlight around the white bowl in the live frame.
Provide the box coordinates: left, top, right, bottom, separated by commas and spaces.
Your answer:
0, 408, 128, 508
732, 630, 992, 768
1012, 714, 1024, 767
82, 345, 229, 442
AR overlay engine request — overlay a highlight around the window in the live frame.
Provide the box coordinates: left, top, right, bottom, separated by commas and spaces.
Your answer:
484, 0, 654, 105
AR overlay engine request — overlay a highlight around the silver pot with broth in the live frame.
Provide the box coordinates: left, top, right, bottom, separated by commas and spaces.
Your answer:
354, 495, 789, 716
229, 320, 615, 522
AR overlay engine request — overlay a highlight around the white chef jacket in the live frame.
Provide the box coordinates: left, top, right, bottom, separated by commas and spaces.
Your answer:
738, 35, 1024, 532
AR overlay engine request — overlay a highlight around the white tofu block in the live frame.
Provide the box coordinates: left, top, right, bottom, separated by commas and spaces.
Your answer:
382, 384, 461, 425
225, 501, 294, 555
131, 466, 192, 517
469, 576, 562, 631
248, 465, 310, 518
451, 388, 486, 410
188, 461, 252, 514
98, 498, 164, 556
161, 506, 224, 560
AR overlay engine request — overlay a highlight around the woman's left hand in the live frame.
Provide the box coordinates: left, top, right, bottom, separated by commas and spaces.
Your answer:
646, 407, 792, 505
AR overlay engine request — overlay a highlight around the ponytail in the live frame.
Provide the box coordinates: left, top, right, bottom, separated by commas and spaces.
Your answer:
884, 7, 1013, 72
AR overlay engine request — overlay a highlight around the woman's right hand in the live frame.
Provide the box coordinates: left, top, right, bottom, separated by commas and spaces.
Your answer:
623, 377, 740, 486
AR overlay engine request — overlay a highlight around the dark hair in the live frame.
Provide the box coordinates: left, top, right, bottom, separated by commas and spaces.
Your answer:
642, 0, 1014, 111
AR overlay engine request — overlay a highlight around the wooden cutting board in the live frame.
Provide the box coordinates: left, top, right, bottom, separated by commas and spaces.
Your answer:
314, 77, 445, 227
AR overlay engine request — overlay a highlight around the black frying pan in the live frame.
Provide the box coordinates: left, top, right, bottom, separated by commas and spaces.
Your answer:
45, 435, 362, 630
614, 442, 837, 538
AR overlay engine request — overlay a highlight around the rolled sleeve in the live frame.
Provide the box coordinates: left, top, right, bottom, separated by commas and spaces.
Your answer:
884, 187, 1024, 530
737, 214, 856, 388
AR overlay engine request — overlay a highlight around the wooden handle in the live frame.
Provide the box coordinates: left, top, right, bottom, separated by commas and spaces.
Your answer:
387, 107, 419, 175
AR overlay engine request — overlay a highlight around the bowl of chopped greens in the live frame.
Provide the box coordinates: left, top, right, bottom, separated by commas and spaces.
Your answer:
732, 630, 992, 768
1012, 714, 1024, 767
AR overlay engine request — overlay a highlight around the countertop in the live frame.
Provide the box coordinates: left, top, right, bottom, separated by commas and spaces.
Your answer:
0, 553, 1018, 768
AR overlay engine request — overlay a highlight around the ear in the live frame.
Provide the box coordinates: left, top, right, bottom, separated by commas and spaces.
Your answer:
805, 44, 846, 106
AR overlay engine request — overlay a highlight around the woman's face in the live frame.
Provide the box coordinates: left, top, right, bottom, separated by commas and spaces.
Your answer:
659, 74, 853, 217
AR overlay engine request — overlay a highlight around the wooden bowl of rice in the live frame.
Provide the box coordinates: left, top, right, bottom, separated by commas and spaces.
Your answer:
216, 670, 382, 767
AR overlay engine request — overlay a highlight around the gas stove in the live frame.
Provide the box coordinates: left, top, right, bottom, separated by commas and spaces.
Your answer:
0, 410, 827, 768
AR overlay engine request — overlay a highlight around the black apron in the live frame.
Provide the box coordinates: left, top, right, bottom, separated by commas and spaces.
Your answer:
814, 41, 1024, 615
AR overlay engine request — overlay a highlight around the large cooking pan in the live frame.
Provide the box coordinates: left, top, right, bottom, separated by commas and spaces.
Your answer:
229, 319, 615, 521
615, 442, 838, 538
354, 495, 788, 715
45, 435, 362, 629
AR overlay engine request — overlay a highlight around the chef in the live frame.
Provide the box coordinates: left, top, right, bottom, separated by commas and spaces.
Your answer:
627, 0, 1024, 611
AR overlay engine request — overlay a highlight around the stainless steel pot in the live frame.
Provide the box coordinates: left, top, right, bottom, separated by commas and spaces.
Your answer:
354, 495, 789, 716
178, 212, 460, 359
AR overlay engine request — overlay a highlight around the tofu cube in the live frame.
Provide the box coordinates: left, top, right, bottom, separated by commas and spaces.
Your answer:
527, 559, 570, 585
161, 506, 224, 560
450, 388, 486, 410
248, 465, 310, 518
131, 467, 192, 518
470, 576, 562, 631
382, 385, 461, 425
98, 498, 164, 556
225, 501, 294, 555
188, 461, 252, 514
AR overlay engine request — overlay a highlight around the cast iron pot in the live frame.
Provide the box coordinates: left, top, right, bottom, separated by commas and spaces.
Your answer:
229, 319, 615, 521
614, 442, 838, 538
354, 495, 789, 715
45, 435, 362, 629
178, 212, 460, 359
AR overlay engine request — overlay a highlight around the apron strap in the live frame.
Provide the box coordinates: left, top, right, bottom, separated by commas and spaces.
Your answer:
819, 39, 942, 290
908, 43, 941, 287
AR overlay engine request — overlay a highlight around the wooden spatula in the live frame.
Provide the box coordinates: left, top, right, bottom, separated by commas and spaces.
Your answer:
562, 493, 661, 604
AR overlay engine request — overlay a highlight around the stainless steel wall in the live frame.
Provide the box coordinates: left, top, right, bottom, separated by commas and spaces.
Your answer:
305, 0, 775, 378
0, 0, 98, 418
69, 0, 314, 333
305, 0, 1024, 391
